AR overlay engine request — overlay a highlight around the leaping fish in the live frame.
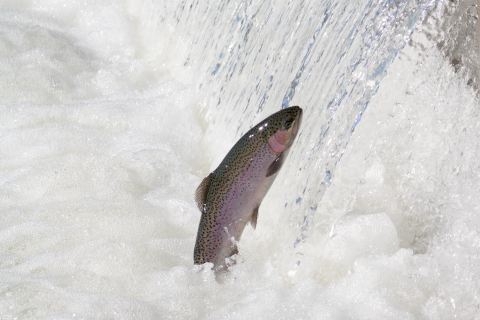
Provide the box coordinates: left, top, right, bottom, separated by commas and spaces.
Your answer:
194, 106, 303, 270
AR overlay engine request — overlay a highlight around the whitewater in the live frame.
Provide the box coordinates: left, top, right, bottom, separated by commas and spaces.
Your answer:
0, 0, 478, 319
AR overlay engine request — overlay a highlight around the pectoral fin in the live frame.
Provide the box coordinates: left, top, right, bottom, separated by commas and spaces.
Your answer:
195, 171, 214, 212
266, 152, 286, 177
250, 206, 259, 230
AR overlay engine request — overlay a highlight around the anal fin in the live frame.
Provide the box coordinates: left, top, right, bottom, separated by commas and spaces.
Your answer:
250, 206, 259, 230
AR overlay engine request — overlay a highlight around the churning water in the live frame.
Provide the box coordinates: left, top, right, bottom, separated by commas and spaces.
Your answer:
0, 0, 479, 319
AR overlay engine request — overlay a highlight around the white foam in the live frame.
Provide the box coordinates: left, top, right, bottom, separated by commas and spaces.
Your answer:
0, 0, 479, 319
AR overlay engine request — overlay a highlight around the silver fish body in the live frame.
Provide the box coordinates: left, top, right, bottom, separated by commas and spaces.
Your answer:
194, 106, 303, 269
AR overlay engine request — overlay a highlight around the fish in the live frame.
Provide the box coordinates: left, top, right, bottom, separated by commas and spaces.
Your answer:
194, 106, 303, 270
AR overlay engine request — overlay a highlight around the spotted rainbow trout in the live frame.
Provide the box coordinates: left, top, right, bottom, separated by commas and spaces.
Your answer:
194, 106, 303, 270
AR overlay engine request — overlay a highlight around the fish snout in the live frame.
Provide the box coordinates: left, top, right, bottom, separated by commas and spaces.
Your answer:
292, 107, 303, 136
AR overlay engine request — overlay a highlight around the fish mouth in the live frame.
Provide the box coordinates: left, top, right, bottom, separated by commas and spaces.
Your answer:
291, 107, 303, 137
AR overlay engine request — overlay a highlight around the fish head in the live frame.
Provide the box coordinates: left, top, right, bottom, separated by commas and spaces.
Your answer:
262, 106, 303, 154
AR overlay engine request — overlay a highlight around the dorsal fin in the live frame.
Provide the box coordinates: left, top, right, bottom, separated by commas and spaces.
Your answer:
250, 206, 259, 230
195, 171, 214, 212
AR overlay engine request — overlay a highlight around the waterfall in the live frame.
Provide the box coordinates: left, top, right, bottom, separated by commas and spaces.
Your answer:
139, 0, 439, 260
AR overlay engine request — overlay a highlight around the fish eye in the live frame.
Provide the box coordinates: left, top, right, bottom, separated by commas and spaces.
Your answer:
283, 118, 294, 129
